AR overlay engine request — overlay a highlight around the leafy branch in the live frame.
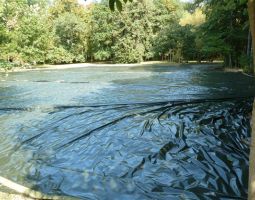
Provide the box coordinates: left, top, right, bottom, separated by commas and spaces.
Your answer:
109, 0, 133, 11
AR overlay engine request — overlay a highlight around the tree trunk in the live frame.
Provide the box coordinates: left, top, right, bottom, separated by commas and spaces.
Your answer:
248, 30, 251, 57
248, 0, 255, 71
229, 53, 232, 68
248, 1, 255, 200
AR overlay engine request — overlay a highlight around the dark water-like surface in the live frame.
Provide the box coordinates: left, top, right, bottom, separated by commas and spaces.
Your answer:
0, 64, 255, 199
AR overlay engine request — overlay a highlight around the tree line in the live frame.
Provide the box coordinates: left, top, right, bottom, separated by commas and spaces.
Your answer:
0, 0, 253, 72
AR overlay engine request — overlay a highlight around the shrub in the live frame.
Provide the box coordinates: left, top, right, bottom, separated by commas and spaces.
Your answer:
0, 61, 19, 71
240, 54, 253, 73
46, 47, 74, 64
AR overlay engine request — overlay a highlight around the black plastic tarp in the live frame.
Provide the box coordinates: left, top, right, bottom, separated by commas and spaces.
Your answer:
0, 65, 254, 200
0, 98, 250, 199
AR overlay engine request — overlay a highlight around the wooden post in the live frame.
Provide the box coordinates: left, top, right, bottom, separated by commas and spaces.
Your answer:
248, 1, 255, 200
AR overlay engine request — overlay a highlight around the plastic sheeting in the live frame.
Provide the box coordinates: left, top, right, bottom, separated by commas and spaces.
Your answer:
0, 65, 254, 199
0, 98, 252, 199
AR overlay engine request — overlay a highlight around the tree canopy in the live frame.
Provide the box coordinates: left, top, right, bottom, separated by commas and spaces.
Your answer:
0, 0, 253, 72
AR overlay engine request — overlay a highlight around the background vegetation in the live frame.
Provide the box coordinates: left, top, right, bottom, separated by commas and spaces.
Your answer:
0, 0, 253, 72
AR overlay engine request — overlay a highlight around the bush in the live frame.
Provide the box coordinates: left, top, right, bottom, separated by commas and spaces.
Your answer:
93, 50, 111, 61
113, 40, 144, 63
0, 61, 19, 71
240, 54, 253, 72
73, 54, 86, 63
20, 47, 45, 65
46, 47, 74, 64
243, 65, 254, 74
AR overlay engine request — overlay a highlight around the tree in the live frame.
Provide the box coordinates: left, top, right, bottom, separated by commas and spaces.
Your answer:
195, 0, 249, 68
49, 0, 86, 18
248, 0, 255, 71
53, 13, 87, 61
49, 0, 90, 63
0, 0, 252, 66
89, 0, 182, 63
248, 0, 255, 199
88, 1, 117, 61
15, 6, 54, 64
0, 0, 52, 64
111, 0, 156, 63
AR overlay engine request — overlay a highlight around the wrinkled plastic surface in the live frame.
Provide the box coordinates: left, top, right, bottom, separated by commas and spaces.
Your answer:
0, 65, 254, 200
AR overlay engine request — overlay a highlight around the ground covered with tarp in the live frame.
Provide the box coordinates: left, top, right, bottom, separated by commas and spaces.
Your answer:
0, 65, 254, 199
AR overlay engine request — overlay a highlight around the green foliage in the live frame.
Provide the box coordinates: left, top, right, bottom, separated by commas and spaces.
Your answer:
50, 0, 88, 62
0, 0, 53, 64
46, 47, 74, 64
113, 37, 145, 63
240, 53, 253, 71
110, 0, 156, 63
88, 3, 115, 61
0, 0, 251, 67
0, 24, 8, 45
54, 13, 87, 52
0, 60, 19, 71
15, 13, 54, 64
109, 0, 133, 11
0, 0, 195, 65
49, 0, 85, 18
89, 0, 180, 63
0, 0, 89, 65
195, 0, 250, 67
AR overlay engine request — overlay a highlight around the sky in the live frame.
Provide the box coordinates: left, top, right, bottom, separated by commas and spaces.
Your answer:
78, 0, 97, 5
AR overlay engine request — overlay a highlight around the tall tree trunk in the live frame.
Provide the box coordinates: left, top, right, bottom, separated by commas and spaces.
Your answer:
248, 1, 255, 200
229, 53, 232, 68
248, 0, 255, 71
251, 45, 254, 68
248, 29, 251, 57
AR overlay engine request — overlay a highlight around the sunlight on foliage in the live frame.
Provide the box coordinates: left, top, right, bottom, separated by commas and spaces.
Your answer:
179, 8, 205, 26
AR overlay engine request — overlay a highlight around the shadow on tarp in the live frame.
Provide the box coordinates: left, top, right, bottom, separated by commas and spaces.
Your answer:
0, 97, 252, 199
